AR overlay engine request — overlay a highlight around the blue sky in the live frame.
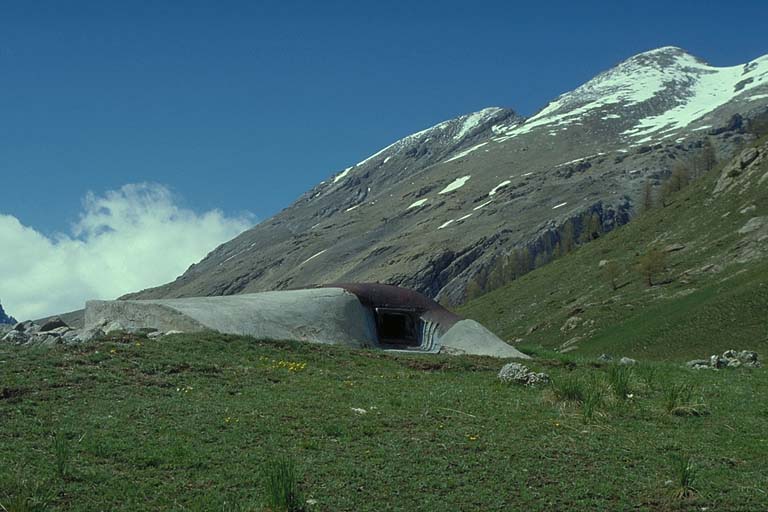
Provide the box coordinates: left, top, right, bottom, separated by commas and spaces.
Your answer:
1, 0, 767, 318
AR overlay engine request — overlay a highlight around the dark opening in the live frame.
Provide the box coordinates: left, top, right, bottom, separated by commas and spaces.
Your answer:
375, 308, 420, 346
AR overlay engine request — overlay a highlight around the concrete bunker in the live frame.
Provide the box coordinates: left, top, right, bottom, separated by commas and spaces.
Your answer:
85, 283, 528, 359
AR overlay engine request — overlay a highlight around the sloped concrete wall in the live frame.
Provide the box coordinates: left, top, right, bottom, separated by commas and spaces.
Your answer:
439, 319, 530, 359
84, 287, 529, 358
86, 288, 378, 347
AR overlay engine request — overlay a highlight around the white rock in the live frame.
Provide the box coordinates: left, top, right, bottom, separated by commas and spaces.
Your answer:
2, 330, 28, 344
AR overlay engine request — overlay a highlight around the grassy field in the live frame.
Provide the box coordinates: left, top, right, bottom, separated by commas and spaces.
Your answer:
2, 331, 767, 511
458, 139, 768, 361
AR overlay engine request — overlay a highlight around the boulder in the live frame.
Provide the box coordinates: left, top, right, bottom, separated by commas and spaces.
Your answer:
619, 357, 638, 366
48, 326, 73, 336
36, 335, 61, 347
664, 243, 685, 253
597, 353, 613, 362
13, 321, 39, 334
710, 355, 727, 368
686, 359, 711, 369
560, 316, 581, 332
74, 327, 105, 343
738, 216, 767, 235
62, 330, 81, 344
497, 363, 549, 386
736, 350, 760, 368
740, 205, 756, 215
740, 148, 758, 169
2, 330, 28, 344
39, 317, 68, 332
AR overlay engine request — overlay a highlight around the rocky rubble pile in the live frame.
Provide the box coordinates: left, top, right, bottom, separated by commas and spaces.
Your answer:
686, 350, 761, 370
0, 317, 185, 347
597, 354, 638, 365
0, 317, 104, 346
497, 362, 549, 386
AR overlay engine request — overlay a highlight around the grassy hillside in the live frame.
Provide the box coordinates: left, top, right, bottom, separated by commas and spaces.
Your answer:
458, 138, 768, 361
2, 332, 767, 511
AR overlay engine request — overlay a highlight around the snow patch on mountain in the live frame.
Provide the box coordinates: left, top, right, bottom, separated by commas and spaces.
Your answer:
493, 47, 768, 143
454, 108, 504, 140
439, 175, 471, 194
444, 142, 488, 163
489, 180, 511, 196
556, 153, 605, 167
301, 250, 326, 265
333, 167, 354, 183
474, 199, 493, 211
408, 198, 429, 209
624, 54, 768, 139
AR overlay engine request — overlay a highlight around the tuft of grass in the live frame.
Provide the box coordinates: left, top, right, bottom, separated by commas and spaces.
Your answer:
663, 383, 708, 416
322, 422, 345, 438
549, 373, 586, 403
0, 479, 55, 512
668, 453, 698, 501
262, 456, 305, 512
52, 431, 72, 481
636, 364, 659, 391
581, 383, 605, 422
607, 365, 633, 400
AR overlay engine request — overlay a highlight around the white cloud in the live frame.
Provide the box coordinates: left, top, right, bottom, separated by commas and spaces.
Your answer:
0, 183, 253, 320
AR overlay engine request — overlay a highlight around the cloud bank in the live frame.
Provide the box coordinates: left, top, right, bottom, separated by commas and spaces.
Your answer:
0, 183, 253, 320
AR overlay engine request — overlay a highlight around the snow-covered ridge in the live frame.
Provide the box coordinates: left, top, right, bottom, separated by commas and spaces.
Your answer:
495, 47, 768, 141
624, 53, 768, 140
328, 107, 513, 184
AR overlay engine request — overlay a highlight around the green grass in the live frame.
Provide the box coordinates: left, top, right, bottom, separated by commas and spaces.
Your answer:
457, 142, 768, 361
1, 332, 767, 511
262, 456, 305, 512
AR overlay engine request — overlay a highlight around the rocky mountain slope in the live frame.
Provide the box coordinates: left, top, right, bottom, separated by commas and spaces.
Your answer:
459, 136, 768, 360
126, 47, 768, 305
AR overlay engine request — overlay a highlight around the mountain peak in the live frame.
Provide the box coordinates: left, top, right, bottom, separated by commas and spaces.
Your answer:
0, 301, 17, 325
621, 45, 707, 69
